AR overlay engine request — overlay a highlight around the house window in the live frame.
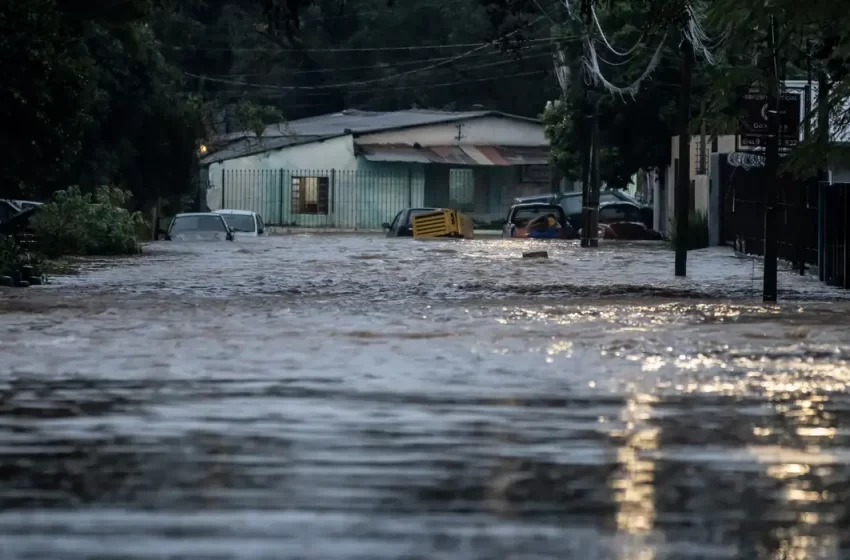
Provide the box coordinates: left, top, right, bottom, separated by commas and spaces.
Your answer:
291, 176, 329, 215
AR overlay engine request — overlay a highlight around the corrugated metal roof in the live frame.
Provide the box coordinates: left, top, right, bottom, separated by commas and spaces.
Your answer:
202, 109, 544, 164
357, 144, 550, 166
200, 135, 323, 165
260, 109, 540, 138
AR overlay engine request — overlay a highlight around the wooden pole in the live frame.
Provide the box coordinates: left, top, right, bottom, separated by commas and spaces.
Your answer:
580, 90, 592, 247
587, 99, 601, 247
798, 41, 813, 275
762, 15, 780, 302
674, 39, 693, 276
817, 71, 831, 282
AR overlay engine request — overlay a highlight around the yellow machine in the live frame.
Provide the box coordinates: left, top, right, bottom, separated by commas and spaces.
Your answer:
411, 209, 474, 239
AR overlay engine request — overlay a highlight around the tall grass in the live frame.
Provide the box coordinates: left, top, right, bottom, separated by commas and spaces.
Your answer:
668, 210, 709, 250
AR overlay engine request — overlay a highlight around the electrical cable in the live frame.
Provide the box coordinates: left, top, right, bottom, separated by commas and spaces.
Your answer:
185, 15, 552, 91
200, 41, 565, 78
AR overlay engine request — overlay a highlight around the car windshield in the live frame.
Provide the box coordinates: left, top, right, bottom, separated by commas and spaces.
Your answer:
600, 192, 625, 204
220, 214, 255, 232
599, 204, 643, 223
170, 215, 227, 234
511, 207, 565, 227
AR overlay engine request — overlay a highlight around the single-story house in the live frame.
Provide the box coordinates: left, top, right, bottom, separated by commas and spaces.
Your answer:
201, 109, 567, 229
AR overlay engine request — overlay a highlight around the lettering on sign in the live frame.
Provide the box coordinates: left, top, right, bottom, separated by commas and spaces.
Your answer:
737, 89, 802, 143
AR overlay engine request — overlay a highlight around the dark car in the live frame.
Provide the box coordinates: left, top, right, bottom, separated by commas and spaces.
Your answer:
382, 207, 443, 237
502, 203, 578, 239
514, 190, 653, 230
595, 201, 663, 240
166, 213, 234, 242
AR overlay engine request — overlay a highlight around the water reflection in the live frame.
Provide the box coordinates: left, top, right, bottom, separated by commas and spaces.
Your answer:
758, 392, 840, 559
612, 395, 658, 560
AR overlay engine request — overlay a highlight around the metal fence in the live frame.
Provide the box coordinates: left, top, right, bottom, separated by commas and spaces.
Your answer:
820, 181, 850, 288
210, 169, 423, 229
719, 158, 819, 267
718, 154, 850, 288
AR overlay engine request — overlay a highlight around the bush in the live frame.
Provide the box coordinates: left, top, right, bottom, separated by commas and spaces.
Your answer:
0, 235, 42, 276
668, 210, 709, 250
32, 186, 149, 258
0, 235, 19, 273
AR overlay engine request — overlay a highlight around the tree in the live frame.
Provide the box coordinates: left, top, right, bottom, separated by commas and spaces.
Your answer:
0, 0, 97, 199
0, 0, 206, 210
479, 0, 688, 187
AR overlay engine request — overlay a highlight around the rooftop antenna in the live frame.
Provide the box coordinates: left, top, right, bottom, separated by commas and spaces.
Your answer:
455, 122, 465, 143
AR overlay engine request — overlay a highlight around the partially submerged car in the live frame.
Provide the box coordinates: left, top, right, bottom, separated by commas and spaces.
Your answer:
595, 201, 663, 240
0, 199, 42, 224
514, 190, 653, 230
166, 213, 234, 241
213, 209, 266, 238
502, 203, 578, 239
383, 207, 443, 237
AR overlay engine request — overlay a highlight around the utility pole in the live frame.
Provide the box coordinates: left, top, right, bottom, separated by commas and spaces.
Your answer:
675, 39, 693, 276
817, 70, 831, 282
798, 40, 813, 275
580, 90, 593, 247
762, 15, 780, 302
699, 99, 707, 175
587, 99, 601, 247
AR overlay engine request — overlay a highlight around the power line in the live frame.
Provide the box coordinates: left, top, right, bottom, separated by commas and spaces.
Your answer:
169, 31, 557, 54
203, 52, 554, 94
200, 43, 560, 78
212, 54, 555, 97
220, 70, 550, 100
185, 15, 556, 91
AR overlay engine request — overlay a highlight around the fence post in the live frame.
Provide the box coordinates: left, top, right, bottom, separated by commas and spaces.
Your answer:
278, 169, 284, 225
331, 169, 336, 227
221, 169, 226, 209
818, 182, 825, 281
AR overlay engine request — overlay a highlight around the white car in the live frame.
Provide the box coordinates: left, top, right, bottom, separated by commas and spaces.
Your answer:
213, 209, 266, 238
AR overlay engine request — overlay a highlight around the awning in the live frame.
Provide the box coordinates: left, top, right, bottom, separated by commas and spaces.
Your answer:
357, 144, 551, 166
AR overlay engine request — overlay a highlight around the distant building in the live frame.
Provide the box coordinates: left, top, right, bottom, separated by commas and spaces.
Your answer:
201, 109, 566, 229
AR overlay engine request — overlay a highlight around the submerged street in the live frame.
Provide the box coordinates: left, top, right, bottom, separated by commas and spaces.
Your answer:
2, 235, 850, 559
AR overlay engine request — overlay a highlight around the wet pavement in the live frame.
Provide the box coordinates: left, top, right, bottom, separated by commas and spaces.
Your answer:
2, 235, 850, 559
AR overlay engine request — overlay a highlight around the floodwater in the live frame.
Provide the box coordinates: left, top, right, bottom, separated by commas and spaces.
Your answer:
2, 235, 850, 560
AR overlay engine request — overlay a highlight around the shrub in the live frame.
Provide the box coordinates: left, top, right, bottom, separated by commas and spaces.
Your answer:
32, 186, 149, 258
668, 210, 709, 250
0, 235, 18, 273
0, 235, 42, 275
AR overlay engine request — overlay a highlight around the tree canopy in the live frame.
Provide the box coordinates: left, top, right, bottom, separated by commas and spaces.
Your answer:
3, 0, 850, 206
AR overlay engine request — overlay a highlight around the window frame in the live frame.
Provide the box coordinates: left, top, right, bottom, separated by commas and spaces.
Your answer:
291, 176, 330, 215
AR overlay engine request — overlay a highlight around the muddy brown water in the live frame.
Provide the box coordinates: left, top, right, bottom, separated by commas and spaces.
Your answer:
2, 235, 850, 559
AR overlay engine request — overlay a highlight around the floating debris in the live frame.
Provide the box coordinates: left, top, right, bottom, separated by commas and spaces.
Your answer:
523, 251, 549, 259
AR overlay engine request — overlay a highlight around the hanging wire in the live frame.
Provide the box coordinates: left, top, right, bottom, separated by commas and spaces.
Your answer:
593, 41, 644, 66
682, 2, 714, 65
582, 32, 667, 98
577, 0, 725, 99
559, 0, 576, 20
590, 3, 643, 57
553, 49, 571, 92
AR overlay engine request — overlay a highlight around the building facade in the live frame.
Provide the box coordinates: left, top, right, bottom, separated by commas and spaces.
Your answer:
201, 109, 565, 229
